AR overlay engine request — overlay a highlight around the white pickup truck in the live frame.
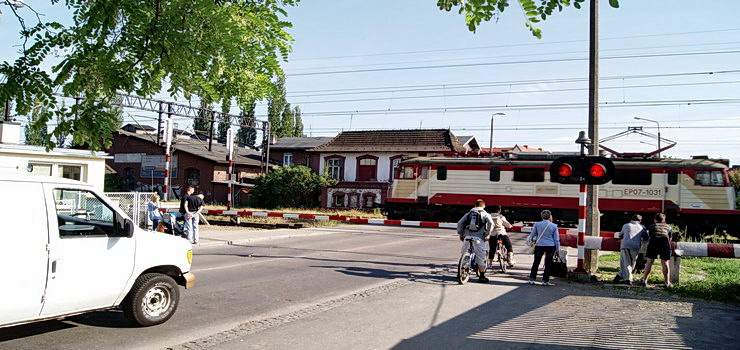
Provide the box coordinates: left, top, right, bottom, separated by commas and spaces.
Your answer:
0, 175, 194, 328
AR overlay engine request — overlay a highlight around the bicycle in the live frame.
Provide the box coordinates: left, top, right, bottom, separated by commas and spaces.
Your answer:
494, 237, 510, 273
457, 238, 480, 284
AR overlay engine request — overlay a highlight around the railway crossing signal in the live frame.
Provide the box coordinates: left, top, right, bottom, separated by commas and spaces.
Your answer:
550, 156, 615, 185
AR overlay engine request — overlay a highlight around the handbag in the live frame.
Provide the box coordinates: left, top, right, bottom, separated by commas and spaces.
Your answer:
550, 251, 568, 278
526, 222, 552, 254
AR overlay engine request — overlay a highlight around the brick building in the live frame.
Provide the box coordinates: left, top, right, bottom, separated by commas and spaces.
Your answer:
107, 128, 271, 204
269, 137, 332, 169
307, 129, 465, 209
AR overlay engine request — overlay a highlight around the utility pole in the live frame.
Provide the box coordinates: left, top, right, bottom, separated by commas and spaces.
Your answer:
489, 112, 506, 157
226, 126, 234, 210
163, 103, 174, 201
156, 102, 164, 145
584, 0, 600, 272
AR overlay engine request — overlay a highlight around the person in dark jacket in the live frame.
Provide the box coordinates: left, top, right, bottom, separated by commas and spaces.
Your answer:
639, 213, 678, 288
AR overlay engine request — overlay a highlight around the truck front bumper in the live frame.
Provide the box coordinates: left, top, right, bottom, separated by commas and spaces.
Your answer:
183, 272, 196, 289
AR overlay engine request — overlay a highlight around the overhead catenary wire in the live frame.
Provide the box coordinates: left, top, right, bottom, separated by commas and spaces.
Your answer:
291, 27, 740, 61
285, 69, 740, 97
288, 41, 740, 72
290, 80, 740, 105
286, 50, 740, 77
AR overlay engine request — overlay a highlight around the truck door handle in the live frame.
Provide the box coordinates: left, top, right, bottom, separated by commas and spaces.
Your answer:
51, 260, 57, 273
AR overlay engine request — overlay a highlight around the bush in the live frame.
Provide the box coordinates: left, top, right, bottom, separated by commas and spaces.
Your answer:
249, 166, 338, 209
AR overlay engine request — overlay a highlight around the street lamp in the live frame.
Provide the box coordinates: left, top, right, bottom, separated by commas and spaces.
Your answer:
489, 112, 506, 158
634, 117, 661, 158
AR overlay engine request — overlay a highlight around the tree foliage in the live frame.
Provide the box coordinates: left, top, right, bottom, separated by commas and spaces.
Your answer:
1, 0, 297, 151
280, 102, 294, 137
194, 98, 212, 134
294, 105, 304, 137
437, 0, 618, 37
267, 77, 286, 137
24, 100, 49, 146
249, 165, 338, 209
237, 101, 258, 147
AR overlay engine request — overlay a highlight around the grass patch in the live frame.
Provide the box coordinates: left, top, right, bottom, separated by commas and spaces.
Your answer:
595, 252, 740, 304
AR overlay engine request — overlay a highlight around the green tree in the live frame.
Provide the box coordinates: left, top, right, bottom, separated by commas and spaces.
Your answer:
237, 102, 258, 147
267, 78, 286, 137
194, 98, 212, 134
218, 99, 233, 141
249, 166, 338, 209
437, 0, 619, 37
24, 101, 49, 146
294, 105, 304, 137
280, 103, 295, 137
54, 110, 69, 147
1, 0, 297, 151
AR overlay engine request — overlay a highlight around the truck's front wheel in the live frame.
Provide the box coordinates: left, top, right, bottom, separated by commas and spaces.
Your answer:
122, 273, 180, 327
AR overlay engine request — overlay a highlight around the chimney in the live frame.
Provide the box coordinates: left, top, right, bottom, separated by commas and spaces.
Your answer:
0, 121, 21, 144
270, 134, 278, 145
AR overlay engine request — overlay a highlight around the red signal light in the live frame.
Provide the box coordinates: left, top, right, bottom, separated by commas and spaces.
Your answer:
590, 164, 606, 177
558, 164, 573, 177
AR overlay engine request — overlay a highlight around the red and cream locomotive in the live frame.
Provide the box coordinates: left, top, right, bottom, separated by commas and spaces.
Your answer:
386, 154, 739, 235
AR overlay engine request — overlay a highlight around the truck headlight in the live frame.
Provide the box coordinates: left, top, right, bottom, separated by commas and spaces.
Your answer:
187, 250, 193, 264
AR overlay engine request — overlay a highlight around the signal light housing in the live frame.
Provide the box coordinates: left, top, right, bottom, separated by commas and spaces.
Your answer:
549, 156, 615, 185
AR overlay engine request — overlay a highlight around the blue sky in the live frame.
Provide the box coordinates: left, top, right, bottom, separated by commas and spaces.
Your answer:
2, 1, 740, 164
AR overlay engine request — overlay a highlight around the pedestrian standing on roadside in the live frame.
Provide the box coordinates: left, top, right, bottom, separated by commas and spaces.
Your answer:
457, 199, 495, 283
640, 213, 678, 288
527, 210, 560, 286
179, 185, 196, 243
148, 193, 162, 230
185, 193, 205, 244
613, 214, 647, 285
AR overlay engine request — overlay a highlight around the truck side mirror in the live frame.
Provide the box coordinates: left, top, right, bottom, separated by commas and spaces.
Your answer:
114, 212, 135, 238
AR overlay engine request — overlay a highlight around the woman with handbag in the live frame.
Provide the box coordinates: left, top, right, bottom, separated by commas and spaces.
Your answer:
526, 210, 561, 286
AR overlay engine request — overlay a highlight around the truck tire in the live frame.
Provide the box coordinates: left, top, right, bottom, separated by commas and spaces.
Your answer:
122, 273, 180, 327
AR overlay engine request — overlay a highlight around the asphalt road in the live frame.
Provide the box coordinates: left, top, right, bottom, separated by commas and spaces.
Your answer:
2, 225, 738, 350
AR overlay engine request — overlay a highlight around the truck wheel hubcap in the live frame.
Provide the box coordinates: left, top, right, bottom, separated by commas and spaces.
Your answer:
143, 286, 171, 317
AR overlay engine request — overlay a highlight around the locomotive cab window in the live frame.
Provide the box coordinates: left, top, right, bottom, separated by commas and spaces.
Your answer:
667, 171, 678, 185
612, 169, 652, 185
398, 166, 415, 179
695, 171, 725, 186
437, 166, 447, 181
489, 167, 500, 182
513, 168, 544, 182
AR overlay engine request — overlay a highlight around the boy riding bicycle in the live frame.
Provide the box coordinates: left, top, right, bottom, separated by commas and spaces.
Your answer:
457, 199, 495, 283
487, 205, 515, 268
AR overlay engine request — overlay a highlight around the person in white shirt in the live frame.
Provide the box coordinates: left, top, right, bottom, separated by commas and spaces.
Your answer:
487, 205, 515, 267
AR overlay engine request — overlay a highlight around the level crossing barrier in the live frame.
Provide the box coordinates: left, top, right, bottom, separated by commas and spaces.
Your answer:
168, 208, 739, 259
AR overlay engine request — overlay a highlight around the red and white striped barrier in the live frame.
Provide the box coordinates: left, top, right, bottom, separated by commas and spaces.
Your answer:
559, 234, 740, 258
170, 208, 739, 258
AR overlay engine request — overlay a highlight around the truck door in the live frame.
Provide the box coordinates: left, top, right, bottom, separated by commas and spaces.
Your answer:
0, 181, 49, 325
39, 186, 136, 317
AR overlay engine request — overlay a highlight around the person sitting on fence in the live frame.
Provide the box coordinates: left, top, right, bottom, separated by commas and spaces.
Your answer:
639, 213, 678, 288
148, 193, 162, 230
613, 214, 648, 285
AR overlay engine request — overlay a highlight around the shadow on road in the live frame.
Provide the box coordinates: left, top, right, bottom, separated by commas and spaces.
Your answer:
0, 320, 76, 342
390, 281, 739, 350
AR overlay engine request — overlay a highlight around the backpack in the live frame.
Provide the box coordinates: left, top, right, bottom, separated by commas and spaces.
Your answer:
465, 210, 484, 231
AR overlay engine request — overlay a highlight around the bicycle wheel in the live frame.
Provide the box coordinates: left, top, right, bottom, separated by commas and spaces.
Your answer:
498, 244, 508, 273
457, 252, 472, 284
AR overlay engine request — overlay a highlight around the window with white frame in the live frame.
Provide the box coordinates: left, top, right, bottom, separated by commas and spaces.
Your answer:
59, 165, 83, 181
326, 158, 343, 180
283, 153, 294, 166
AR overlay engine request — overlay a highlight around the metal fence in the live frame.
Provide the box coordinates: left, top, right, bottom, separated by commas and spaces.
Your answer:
106, 192, 155, 229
